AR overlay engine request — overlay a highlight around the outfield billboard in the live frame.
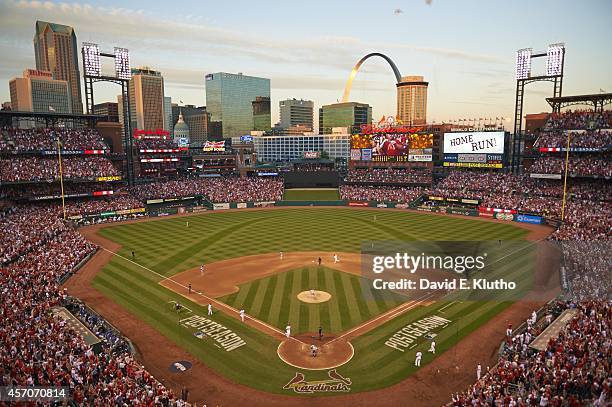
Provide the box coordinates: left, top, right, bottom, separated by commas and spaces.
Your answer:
350, 133, 433, 162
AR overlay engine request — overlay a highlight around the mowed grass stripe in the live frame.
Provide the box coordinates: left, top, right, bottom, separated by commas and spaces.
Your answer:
308, 267, 320, 332
287, 268, 302, 330
323, 268, 342, 333
266, 272, 287, 328
339, 272, 362, 328
257, 274, 277, 320
249, 277, 270, 316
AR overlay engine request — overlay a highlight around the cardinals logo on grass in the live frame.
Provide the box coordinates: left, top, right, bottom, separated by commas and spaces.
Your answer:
283, 369, 351, 394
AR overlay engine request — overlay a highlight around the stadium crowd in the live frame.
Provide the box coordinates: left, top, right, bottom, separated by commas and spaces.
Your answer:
0, 127, 109, 152
340, 185, 425, 203
543, 110, 612, 131
130, 176, 283, 202
529, 156, 611, 177
451, 300, 611, 406
344, 168, 433, 184
0, 203, 184, 405
0, 156, 120, 182
534, 129, 612, 149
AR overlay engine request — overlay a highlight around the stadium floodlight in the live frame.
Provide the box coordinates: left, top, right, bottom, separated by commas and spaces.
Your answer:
546, 43, 565, 76
114, 47, 131, 80
515, 48, 532, 80
82, 43, 101, 77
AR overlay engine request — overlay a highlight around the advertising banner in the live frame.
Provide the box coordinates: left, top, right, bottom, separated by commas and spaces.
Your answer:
348, 202, 369, 207
530, 173, 562, 180
494, 212, 515, 221
516, 214, 543, 224
350, 149, 361, 161
236, 203, 247, 209
361, 148, 372, 161
213, 203, 230, 210
443, 131, 505, 154
443, 162, 503, 168
254, 201, 275, 208
457, 153, 486, 163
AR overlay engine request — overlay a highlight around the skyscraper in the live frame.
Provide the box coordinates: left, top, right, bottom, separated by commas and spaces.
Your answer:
128, 67, 165, 131
205, 72, 270, 138
318, 102, 372, 134
163, 96, 172, 134
396, 75, 428, 126
252, 96, 271, 132
9, 69, 71, 114
279, 99, 314, 130
171, 104, 209, 144
33, 21, 82, 114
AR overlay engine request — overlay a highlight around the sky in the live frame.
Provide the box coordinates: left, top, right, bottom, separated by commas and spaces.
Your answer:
0, 0, 611, 129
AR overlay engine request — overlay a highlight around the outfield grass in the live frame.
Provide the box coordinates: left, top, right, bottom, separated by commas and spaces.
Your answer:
220, 266, 408, 334
283, 188, 340, 201
93, 208, 531, 395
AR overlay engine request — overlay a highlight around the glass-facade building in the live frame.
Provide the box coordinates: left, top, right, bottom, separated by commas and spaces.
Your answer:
205, 72, 270, 138
318, 102, 372, 134
253, 133, 350, 163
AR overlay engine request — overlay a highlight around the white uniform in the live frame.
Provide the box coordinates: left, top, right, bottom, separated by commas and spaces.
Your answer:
415, 351, 422, 367
428, 341, 436, 354
477, 364, 482, 380
333, 254, 339, 263
285, 324, 291, 338
279, 251, 283, 260
186, 221, 189, 227
200, 265, 204, 275
208, 304, 213, 316
239, 309, 245, 322
310, 289, 316, 297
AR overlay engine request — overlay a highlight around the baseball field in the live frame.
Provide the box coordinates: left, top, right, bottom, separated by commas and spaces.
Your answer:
69, 207, 552, 404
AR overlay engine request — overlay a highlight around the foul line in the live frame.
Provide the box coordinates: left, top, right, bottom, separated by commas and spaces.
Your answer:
99, 247, 306, 344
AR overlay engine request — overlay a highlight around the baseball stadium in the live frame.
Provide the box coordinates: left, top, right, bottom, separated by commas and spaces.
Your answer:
1, 4, 611, 407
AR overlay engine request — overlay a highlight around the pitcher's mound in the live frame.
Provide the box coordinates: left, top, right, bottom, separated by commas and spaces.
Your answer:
297, 290, 331, 304
277, 334, 354, 370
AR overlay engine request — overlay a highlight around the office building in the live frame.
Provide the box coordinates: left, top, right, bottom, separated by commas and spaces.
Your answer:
279, 99, 314, 130
396, 75, 428, 126
318, 102, 371, 134
163, 96, 172, 134
205, 72, 270, 138
93, 102, 119, 122
253, 131, 350, 162
173, 111, 190, 145
128, 67, 165, 131
9, 69, 71, 114
34, 21, 82, 114
171, 104, 209, 144
252, 96, 271, 132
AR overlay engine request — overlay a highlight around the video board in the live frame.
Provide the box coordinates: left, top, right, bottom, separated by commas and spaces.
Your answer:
350, 133, 433, 162
443, 132, 505, 168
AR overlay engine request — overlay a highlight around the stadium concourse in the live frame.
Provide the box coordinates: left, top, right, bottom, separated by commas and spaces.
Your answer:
0, 109, 610, 406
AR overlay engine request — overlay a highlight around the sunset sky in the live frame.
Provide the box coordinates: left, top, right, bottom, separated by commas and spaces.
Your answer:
0, 0, 610, 127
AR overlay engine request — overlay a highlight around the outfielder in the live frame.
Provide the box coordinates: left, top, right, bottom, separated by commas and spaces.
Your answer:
428, 341, 436, 354
239, 309, 245, 322
414, 351, 422, 367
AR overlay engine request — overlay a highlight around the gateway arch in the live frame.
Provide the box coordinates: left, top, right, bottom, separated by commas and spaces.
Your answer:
341, 52, 402, 103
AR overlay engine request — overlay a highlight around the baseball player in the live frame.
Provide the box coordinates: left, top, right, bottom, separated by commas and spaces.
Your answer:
285, 324, 291, 338
208, 303, 213, 316
333, 254, 339, 263
310, 344, 318, 357
279, 251, 283, 260
239, 309, 245, 322
200, 263, 205, 276
310, 289, 316, 298
318, 326, 323, 340
477, 364, 482, 380
186, 221, 189, 228
428, 341, 436, 354
188, 283, 192, 294
414, 351, 422, 367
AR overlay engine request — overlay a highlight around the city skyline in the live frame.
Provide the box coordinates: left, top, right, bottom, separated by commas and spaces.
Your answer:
0, 0, 611, 128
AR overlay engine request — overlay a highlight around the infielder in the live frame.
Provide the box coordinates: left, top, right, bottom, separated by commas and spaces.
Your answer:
208, 303, 213, 316
239, 309, 245, 322
414, 351, 422, 367
310, 344, 318, 358
200, 263, 205, 276
428, 341, 436, 354
333, 254, 339, 263
285, 324, 291, 338
279, 251, 283, 260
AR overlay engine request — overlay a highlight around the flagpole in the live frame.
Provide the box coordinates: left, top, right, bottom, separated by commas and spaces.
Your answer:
57, 137, 66, 220
560, 131, 571, 221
